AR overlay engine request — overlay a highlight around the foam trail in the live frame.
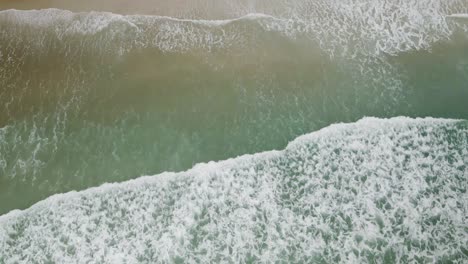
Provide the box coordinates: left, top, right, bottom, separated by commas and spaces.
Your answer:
447, 13, 468, 22
447, 13, 468, 18
1, 117, 467, 263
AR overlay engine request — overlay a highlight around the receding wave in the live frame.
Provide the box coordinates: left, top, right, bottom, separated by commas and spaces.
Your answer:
1, 117, 467, 263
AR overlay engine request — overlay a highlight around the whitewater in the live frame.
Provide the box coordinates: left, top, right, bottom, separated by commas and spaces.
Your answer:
1, 117, 467, 263
1, 0, 468, 263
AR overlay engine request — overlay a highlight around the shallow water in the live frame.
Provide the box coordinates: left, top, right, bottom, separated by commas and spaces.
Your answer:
0, 0, 468, 263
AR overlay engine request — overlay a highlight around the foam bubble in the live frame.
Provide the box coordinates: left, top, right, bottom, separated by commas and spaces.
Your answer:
1, 117, 467, 263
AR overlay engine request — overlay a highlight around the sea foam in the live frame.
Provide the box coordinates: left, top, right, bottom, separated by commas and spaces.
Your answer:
1, 117, 467, 263
1, 0, 467, 56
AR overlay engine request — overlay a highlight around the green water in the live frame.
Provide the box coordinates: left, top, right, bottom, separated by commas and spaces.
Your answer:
1, 8, 467, 214
0, 1, 467, 263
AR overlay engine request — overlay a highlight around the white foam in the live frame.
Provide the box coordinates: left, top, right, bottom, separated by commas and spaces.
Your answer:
447, 13, 468, 19
1, 117, 467, 263
0, 0, 466, 55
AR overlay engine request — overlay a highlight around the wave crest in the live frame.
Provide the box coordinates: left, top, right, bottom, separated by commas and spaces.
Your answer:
1, 0, 467, 56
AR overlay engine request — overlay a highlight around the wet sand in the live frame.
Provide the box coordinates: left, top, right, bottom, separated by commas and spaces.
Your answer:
0, 0, 287, 18
0, 0, 165, 14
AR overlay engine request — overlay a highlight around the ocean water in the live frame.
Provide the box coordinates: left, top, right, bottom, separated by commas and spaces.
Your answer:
0, 0, 467, 263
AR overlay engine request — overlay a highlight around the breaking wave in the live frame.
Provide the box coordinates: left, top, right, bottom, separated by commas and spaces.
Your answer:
1, 0, 467, 56
1, 117, 467, 263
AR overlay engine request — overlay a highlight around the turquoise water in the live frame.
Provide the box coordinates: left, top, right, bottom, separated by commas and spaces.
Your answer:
0, 1, 467, 263
1, 118, 467, 263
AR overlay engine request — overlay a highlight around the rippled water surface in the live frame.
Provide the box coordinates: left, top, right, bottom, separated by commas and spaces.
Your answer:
0, 1, 467, 263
